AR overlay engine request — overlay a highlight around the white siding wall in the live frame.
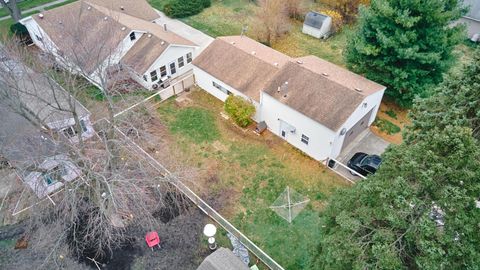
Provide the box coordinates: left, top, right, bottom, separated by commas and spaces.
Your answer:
143, 45, 196, 89
259, 92, 336, 161
330, 88, 386, 158
21, 17, 56, 52
193, 67, 261, 120
302, 18, 332, 39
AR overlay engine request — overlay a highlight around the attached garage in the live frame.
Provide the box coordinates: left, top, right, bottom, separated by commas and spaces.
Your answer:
341, 107, 375, 152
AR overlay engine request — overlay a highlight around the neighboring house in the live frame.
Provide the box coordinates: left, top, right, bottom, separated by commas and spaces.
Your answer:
460, 0, 480, 40
193, 36, 386, 162
0, 49, 94, 143
302, 11, 332, 39
197, 248, 250, 270
20, 0, 198, 90
0, 104, 81, 198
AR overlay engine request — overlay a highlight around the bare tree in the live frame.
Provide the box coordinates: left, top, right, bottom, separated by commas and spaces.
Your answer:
0, 9, 194, 267
0, 0, 21, 22
285, 0, 305, 20
254, 0, 290, 46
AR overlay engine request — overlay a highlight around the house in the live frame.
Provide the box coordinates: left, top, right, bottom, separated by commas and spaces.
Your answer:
193, 36, 386, 162
302, 11, 332, 39
197, 248, 250, 270
460, 0, 480, 41
20, 0, 198, 90
0, 104, 81, 198
0, 49, 94, 143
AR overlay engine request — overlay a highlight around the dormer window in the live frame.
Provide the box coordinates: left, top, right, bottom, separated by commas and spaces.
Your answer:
129, 32, 136, 41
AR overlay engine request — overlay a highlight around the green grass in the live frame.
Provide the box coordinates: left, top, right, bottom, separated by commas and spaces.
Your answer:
0, 0, 66, 17
385, 109, 397, 119
166, 107, 220, 144
156, 90, 347, 269
374, 118, 401, 135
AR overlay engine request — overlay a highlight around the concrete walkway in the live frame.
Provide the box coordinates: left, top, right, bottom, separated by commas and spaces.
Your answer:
0, 0, 71, 21
153, 10, 214, 56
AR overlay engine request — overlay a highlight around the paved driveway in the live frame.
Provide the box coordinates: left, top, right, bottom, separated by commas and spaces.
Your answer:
332, 129, 390, 182
153, 11, 214, 56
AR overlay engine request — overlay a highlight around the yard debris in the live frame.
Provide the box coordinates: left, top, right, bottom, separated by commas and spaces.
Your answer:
227, 233, 250, 266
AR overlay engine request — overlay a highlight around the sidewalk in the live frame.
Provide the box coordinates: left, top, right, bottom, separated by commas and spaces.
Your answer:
0, 0, 71, 21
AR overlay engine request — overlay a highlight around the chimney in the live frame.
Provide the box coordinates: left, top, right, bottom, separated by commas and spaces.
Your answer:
163, 24, 167, 31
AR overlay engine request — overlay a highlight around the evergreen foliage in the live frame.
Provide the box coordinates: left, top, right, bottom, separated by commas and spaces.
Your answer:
345, 0, 465, 107
163, 0, 211, 18
312, 50, 480, 269
224, 95, 256, 128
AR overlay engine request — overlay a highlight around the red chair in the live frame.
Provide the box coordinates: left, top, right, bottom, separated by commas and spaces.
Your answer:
145, 231, 161, 251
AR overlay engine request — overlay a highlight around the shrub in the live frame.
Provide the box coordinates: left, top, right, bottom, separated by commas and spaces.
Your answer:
224, 95, 256, 128
163, 0, 211, 18
374, 119, 401, 135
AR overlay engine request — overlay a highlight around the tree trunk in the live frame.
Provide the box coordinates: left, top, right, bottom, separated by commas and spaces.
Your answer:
0, 0, 22, 22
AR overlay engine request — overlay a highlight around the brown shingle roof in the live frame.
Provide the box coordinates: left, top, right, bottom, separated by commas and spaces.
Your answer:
295, 56, 385, 96
33, 1, 129, 74
194, 36, 386, 130
85, 0, 159, 21
193, 38, 279, 102
264, 61, 366, 131
121, 35, 168, 75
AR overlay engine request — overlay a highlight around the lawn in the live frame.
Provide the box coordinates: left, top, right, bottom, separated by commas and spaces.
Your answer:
156, 89, 348, 269
0, 0, 70, 17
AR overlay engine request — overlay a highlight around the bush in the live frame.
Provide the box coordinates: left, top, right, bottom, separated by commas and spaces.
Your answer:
374, 119, 401, 135
224, 95, 256, 128
163, 0, 211, 18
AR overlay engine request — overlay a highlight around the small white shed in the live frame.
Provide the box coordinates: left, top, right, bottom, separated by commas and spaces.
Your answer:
302, 11, 332, 39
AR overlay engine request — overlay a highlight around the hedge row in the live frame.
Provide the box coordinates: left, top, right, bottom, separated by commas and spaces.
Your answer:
163, 0, 211, 18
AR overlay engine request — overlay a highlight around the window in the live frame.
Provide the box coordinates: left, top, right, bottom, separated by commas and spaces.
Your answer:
212, 81, 231, 95
79, 120, 88, 133
169, 62, 176, 75
35, 34, 43, 41
160, 66, 167, 77
42, 166, 65, 186
301, 134, 309, 145
186, 52, 192, 63
143, 75, 147, 82
178, 56, 184, 68
129, 32, 136, 41
150, 70, 158, 82
63, 126, 76, 138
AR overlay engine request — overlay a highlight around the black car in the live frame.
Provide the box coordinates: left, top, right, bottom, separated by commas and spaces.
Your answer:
347, 152, 382, 177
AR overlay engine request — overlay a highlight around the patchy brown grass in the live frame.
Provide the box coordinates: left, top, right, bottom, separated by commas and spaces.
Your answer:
372, 101, 410, 144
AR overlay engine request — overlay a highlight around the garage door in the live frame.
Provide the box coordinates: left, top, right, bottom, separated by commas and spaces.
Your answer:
341, 108, 374, 152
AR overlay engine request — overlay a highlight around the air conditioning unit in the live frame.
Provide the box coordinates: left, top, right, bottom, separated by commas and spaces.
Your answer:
471, 33, 480, 43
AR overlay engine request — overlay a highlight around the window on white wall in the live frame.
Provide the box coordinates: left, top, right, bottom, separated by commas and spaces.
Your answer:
169, 62, 176, 75
129, 32, 136, 41
178, 56, 184, 68
35, 34, 43, 41
212, 81, 231, 95
301, 134, 309, 145
150, 70, 158, 81
186, 52, 192, 63
160, 66, 167, 77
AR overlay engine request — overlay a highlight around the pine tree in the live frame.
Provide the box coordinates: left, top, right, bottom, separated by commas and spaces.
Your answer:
345, 0, 465, 107
311, 50, 480, 269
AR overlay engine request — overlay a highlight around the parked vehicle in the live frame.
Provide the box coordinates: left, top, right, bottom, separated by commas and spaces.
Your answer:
347, 152, 382, 177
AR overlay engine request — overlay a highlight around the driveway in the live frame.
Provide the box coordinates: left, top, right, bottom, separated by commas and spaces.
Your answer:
153, 10, 214, 56
332, 129, 390, 182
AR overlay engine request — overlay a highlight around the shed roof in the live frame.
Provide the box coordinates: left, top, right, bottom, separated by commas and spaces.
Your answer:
197, 248, 250, 270
464, 0, 480, 21
304, 11, 329, 29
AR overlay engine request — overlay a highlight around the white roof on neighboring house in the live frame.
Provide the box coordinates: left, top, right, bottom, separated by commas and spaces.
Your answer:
0, 49, 90, 129
304, 11, 329, 29
464, 0, 480, 21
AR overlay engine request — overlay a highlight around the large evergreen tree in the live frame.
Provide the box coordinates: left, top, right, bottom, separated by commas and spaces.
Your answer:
345, 0, 465, 107
312, 50, 480, 269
